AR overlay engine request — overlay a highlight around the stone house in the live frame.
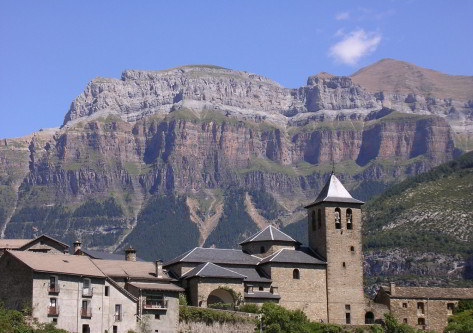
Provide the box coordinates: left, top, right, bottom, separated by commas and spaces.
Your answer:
0, 249, 183, 333
0, 234, 69, 256
374, 283, 473, 332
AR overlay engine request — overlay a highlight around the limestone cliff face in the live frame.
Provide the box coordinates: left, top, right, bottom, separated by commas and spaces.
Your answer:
0, 63, 464, 261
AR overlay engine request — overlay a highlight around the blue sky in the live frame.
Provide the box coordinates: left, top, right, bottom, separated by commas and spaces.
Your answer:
1, 1, 472, 138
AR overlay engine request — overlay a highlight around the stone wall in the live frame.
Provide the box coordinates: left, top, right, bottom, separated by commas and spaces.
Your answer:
390, 298, 457, 332
178, 320, 257, 333
265, 263, 328, 323
0, 253, 33, 310
187, 278, 244, 308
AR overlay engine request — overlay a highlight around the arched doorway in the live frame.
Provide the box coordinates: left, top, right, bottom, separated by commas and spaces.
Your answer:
207, 288, 235, 306
365, 311, 375, 324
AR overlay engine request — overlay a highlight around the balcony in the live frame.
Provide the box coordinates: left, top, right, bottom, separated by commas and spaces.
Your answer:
81, 308, 92, 318
47, 306, 60, 316
143, 299, 168, 310
82, 288, 94, 297
48, 283, 60, 294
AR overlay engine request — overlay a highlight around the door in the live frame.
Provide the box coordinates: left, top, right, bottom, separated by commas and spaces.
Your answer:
82, 324, 90, 333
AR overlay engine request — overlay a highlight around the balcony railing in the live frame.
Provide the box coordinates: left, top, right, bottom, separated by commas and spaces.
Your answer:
81, 308, 92, 318
82, 288, 94, 297
114, 314, 122, 322
143, 299, 168, 310
47, 306, 60, 316
48, 283, 60, 293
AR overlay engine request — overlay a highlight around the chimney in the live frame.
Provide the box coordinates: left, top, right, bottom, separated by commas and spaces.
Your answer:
389, 282, 396, 296
125, 246, 137, 262
73, 240, 82, 253
156, 259, 163, 278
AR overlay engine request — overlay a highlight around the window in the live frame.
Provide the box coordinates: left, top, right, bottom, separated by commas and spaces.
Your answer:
82, 278, 92, 297
48, 298, 58, 316
447, 303, 455, 315
335, 208, 341, 229
346, 209, 353, 230
259, 286, 264, 291
52, 318, 57, 324
293, 269, 300, 279
105, 286, 109, 296
418, 318, 425, 325
350, 246, 355, 253
155, 314, 160, 320
311, 211, 316, 231
345, 304, 351, 310
365, 312, 374, 324
318, 209, 322, 228
417, 302, 425, 315
402, 302, 408, 308
115, 304, 122, 321
345, 313, 351, 324
81, 300, 91, 318
113, 326, 117, 333
260, 246, 265, 254
403, 318, 408, 324
49, 276, 59, 293
342, 262, 346, 268
82, 324, 90, 333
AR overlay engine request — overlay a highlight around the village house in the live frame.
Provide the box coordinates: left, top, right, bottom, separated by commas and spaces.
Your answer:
0, 234, 69, 256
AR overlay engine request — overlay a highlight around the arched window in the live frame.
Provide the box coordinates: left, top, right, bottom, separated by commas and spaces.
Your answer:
311, 211, 316, 231
293, 269, 300, 280
318, 209, 322, 228
365, 312, 374, 324
346, 209, 353, 230
260, 246, 265, 254
335, 208, 341, 229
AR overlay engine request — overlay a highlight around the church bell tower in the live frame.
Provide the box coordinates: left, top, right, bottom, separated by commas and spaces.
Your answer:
305, 172, 365, 325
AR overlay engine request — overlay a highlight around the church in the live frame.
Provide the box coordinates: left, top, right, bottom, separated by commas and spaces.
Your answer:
164, 172, 367, 325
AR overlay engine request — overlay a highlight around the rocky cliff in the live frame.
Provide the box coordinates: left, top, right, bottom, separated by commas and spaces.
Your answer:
0, 60, 469, 268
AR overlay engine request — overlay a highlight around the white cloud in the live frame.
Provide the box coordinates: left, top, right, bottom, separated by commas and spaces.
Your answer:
329, 29, 382, 65
335, 11, 350, 20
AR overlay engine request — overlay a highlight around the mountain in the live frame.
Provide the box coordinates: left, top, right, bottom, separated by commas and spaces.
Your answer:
0, 60, 470, 263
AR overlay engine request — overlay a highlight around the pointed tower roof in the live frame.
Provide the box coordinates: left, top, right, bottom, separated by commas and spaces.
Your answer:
304, 173, 364, 208
239, 225, 300, 245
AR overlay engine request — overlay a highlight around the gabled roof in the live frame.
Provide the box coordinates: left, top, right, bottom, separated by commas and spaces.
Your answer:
258, 248, 326, 266
19, 234, 69, 250
383, 285, 473, 300
239, 225, 300, 245
182, 262, 247, 280
6, 250, 105, 278
91, 259, 172, 280
304, 173, 364, 208
164, 247, 261, 266
0, 239, 32, 249
75, 249, 144, 261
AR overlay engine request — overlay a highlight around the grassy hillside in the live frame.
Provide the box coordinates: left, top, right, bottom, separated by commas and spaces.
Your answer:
363, 150, 473, 255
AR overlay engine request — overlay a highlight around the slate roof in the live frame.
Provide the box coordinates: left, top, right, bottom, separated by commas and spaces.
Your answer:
304, 173, 364, 208
240, 225, 300, 245
385, 286, 473, 300
182, 262, 247, 280
19, 235, 69, 250
244, 291, 280, 300
259, 248, 326, 265
0, 239, 31, 249
7, 250, 105, 278
227, 266, 271, 283
164, 247, 261, 266
129, 282, 184, 292
92, 259, 172, 280
75, 249, 144, 261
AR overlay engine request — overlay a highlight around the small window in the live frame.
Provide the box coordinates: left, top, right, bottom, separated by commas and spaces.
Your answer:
346, 209, 353, 230
402, 302, 408, 308
335, 208, 341, 229
293, 269, 300, 279
155, 314, 160, 320
259, 286, 264, 291
403, 318, 408, 324
418, 318, 425, 325
417, 302, 425, 314
52, 318, 57, 324
350, 246, 355, 253
345, 304, 351, 311
447, 303, 455, 315
342, 262, 346, 268
198, 301, 203, 307
345, 312, 351, 324
115, 304, 122, 321
260, 246, 265, 254
105, 286, 109, 296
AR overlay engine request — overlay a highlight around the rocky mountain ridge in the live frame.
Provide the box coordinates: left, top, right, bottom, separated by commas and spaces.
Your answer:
0, 59, 470, 271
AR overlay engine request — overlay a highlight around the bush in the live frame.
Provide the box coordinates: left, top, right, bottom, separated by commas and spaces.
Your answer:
179, 305, 255, 325
239, 303, 260, 314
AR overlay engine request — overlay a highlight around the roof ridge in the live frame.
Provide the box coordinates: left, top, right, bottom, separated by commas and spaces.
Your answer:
195, 262, 210, 276
269, 226, 274, 240
180, 247, 197, 261
216, 265, 248, 278
249, 226, 268, 242
269, 249, 284, 262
